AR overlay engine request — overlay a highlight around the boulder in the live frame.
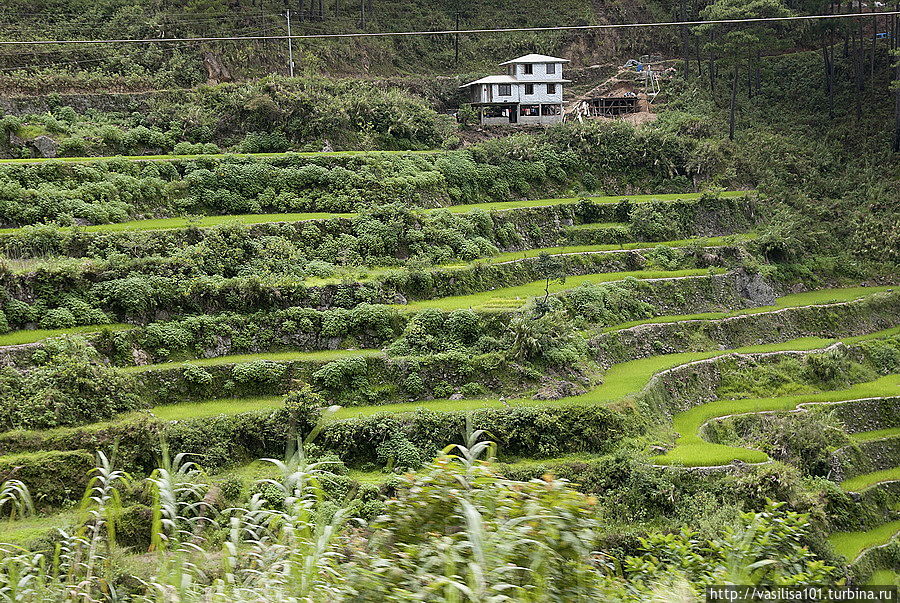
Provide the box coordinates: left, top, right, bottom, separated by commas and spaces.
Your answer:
737, 270, 776, 306
31, 135, 59, 158
532, 378, 587, 400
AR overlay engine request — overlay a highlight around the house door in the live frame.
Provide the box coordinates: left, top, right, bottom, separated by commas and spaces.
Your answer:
509, 107, 517, 123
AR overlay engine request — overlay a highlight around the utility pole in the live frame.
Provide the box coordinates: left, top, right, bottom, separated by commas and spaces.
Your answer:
455, 10, 460, 65
286, 9, 295, 77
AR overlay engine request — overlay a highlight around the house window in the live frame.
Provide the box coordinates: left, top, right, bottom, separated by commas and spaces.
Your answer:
520, 105, 540, 116
525, 83, 534, 95
523, 63, 533, 75
546, 63, 557, 74
497, 84, 512, 96
542, 104, 561, 116
546, 83, 557, 95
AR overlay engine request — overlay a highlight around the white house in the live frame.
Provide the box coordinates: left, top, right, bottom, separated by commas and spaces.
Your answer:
460, 53, 570, 126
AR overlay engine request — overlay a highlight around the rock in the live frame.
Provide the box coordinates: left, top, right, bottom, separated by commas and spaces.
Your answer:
650, 445, 668, 455
532, 379, 587, 400
737, 270, 776, 306
322, 139, 334, 153
202, 51, 233, 84
701, 252, 720, 266
203, 335, 231, 358
449, 393, 464, 400
392, 293, 408, 305
131, 348, 151, 366
31, 135, 58, 158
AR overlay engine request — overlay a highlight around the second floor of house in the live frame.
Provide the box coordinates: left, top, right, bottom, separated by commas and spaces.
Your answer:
466, 77, 565, 104
502, 54, 568, 81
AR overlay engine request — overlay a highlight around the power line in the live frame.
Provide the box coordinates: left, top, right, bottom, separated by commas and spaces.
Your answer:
0, 11, 897, 46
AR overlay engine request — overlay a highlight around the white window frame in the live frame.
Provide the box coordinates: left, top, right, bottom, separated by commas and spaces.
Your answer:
524, 83, 534, 95
497, 84, 512, 96
546, 63, 557, 74
546, 83, 557, 95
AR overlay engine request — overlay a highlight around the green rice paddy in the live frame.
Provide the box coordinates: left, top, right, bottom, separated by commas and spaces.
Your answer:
828, 520, 900, 562
841, 467, 900, 492
850, 428, 900, 443
149, 330, 898, 423
0, 191, 752, 236
402, 268, 723, 311
0, 323, 132, 346
484, 235, 746, 264
607, 286, 896, 332
0, 511, 78, 545
299, 235, 744, 287
122, 348, 381, 373
653, 327, 900, 467
867, 569, 900, 585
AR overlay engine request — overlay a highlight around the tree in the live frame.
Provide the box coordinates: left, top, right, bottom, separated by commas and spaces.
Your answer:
893, 47, 900, 153
694, 0, 793, 139
535, 252, 566, 313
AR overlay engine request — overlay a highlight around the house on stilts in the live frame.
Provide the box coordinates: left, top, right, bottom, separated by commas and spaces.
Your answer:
460, 54, 570, 126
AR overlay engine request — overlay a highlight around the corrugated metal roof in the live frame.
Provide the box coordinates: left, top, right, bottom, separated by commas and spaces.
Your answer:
500, 53, 569, 65
460, 75, 571, 88
459, 75, 518, 87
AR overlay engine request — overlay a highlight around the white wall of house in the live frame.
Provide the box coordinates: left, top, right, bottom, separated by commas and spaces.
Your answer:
509, 62, 564, 81
518, 82, 562, 103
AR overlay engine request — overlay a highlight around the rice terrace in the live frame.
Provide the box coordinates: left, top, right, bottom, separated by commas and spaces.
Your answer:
0, 0, 897, 599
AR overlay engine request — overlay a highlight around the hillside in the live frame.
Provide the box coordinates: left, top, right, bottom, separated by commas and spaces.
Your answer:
0, 0, 897, 599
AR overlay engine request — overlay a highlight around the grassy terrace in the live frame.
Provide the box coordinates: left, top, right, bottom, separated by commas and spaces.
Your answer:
0, 149, 439, 165
0, 323, 131, 346
0, 212, 357, 235
302, 236, 745, 287
850, 428, 900, 443
0, 191, 751, 236
402, 268, 724, 311
148, 330, 899, 422
842, 467, 900, 492
607, 286, 897, 332
0, 284, 883, 353
828, 520, 900, 562
867, 569, 900, 586
0, 512, 78, 546
653, 327, 900, 467
483, 235, 746, 264
122, 349, 381, 373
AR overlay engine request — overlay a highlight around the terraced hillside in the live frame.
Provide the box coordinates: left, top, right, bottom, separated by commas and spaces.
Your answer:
0, 148, 896, 589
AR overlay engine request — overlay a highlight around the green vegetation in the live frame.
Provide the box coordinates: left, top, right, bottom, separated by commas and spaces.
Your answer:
122, 348, 381, 373
404, 268, 722, 310
657, 374, 900, 466
152, 331, 898, 423
0, 0, 897, 592
851, 429, 900, 443
829, 521, 900, 562
842, 468, 900, 493
0, 323, 131, 346
608, 286, 897, 331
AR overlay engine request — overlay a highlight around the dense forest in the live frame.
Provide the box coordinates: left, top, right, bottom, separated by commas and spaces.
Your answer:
0, 0, 897, 599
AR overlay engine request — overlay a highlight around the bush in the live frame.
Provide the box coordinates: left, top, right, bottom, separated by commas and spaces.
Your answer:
231, 360, 286, 384
0, 337, 140, 430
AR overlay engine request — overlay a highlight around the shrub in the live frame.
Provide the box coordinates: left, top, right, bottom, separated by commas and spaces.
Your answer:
0, 337, 139, 430
231, 360, 286, 384
39, 307, 77, 329
182, 365, 213, 387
